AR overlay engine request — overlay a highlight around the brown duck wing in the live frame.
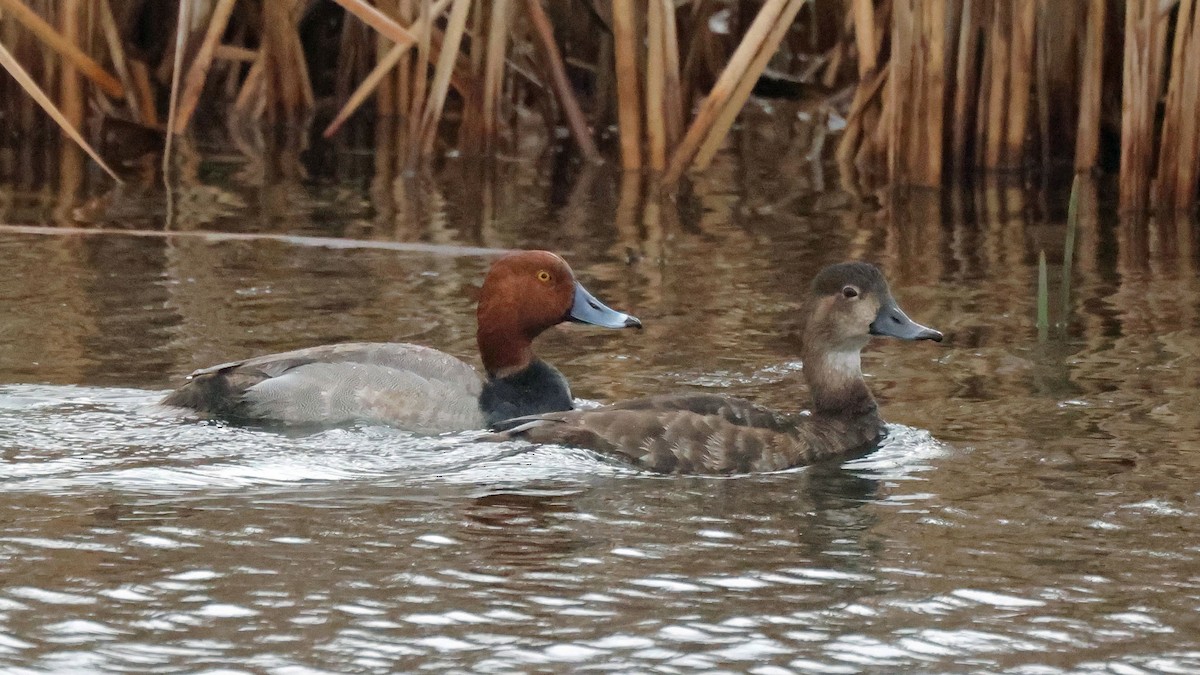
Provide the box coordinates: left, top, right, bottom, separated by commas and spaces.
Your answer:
589, 393, 797, 431
162, 343, 486, 432
497, 394, 881, 475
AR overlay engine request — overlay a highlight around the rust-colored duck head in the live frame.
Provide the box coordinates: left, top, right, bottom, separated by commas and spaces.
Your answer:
802, 262, 942, 413
476, 251, 641, 377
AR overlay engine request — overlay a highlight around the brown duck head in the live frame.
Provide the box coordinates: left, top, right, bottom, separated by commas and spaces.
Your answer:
475, 250, 642, 378
802, 262, 942, 414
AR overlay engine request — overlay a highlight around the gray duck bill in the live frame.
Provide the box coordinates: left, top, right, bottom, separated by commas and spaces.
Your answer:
869, 299, 943, 342
568, 282, 642, 329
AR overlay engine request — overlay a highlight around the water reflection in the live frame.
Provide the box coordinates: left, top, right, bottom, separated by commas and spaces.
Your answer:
2, 115, 1200, 671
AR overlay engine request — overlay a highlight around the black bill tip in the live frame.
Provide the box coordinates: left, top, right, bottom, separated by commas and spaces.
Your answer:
569, 282, 642, 330
869, 301, 943, 342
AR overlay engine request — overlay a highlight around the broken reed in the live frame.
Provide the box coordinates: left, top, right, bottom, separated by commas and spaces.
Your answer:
2, 0, 1199, 213
841, 0, 1200, 212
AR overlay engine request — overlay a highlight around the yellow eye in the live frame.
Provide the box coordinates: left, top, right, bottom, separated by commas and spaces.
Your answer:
537, 270, 552, 282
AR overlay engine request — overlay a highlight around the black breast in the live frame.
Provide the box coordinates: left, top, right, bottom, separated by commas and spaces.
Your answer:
479, 359, 574, 426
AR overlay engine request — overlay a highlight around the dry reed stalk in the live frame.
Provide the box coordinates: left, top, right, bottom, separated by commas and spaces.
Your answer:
293, 14, 315, 110
950, 0, 979, 175
0, 0, 124, 99
678, 0, 714, 115
969, 3, 991, 169
836, 62, 887, 176
611, 0, 642, 169
418, 0, 471, 156
331, 0, 419, 47
1119, 1, 1168, 212
1155, 0, 1200, 211
660, 0, 683, 147
1038, 2, 1082, 161
376, 14, 397, 117
1034, 2, 1049, 170
980, 2, 1011, 169
395, 0, 413, 141
97, 0, 140, 122
214, 45, 257, 62
889, 0, 946, 186
480, 0, 513, 152
887, 0, 912, 183
172, 0, 238, 133
262, 0, 310, 125
821, 38, 847, 90
57, 0, 85, 212
455, 3, 486, 153
234, 55, 264, 115
129, 59, 157, 125
407, 0, 432, 153
59, 0, 82, 137
646, 0, 667, 170
871, 60, 894, 167
1001, 0, 1035, 168
924, 0, 947, 183
1154, 0, 1188, 207
394, 0, 412, 120
506, 19, 533, 151
1177, 4, 1200, 211
388, 3, 410, 166
0, 29, 120, 181
692, 0, 806, 170
592, 23, 614, 128
468, 2, 486, 75
163, 0, 191, 184
853, 0, 878, 72
699, 6, 729, 92
334, 18, 364, 107
836, 0, 886, 176
523, 0, 601, 161
322, 0, 454, 139
664, 0, 793, 183
0, 16, 21, 99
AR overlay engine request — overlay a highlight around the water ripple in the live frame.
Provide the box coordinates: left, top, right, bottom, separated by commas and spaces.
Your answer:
2, 378, 1199, 672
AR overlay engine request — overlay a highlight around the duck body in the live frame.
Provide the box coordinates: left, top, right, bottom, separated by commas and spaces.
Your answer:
162, 342, 489, 433
498, 393, 884, 474
492, 262, 942, 475
161, 251, 641, 433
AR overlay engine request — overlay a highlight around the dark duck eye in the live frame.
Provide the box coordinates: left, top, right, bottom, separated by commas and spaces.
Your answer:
842, 286, 859, 299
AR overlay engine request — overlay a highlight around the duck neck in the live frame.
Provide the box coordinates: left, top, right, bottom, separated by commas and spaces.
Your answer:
477, 322, 535, 379
802, 345, 876, 417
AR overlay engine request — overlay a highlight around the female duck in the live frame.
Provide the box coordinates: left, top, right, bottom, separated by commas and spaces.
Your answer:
161, 250, 642, 433
493, 262, 941, 474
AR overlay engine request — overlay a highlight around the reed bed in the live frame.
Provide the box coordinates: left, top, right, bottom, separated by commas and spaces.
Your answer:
0, 1, 1198, 213
0, 0, 822, 182
841, 0, 1200, 212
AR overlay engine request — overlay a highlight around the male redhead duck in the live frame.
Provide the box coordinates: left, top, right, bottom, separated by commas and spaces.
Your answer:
492, 262, 942, 474
161, 251, 642, 433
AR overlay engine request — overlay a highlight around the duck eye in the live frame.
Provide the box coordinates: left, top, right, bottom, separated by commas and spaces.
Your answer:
537, 270, 552, 283
842, 286, 859, 299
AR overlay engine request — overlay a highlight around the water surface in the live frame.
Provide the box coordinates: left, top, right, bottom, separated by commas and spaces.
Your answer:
2, 135, 1199, 672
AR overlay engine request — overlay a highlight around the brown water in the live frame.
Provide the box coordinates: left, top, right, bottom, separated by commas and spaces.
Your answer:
2, 130, 1200, 672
